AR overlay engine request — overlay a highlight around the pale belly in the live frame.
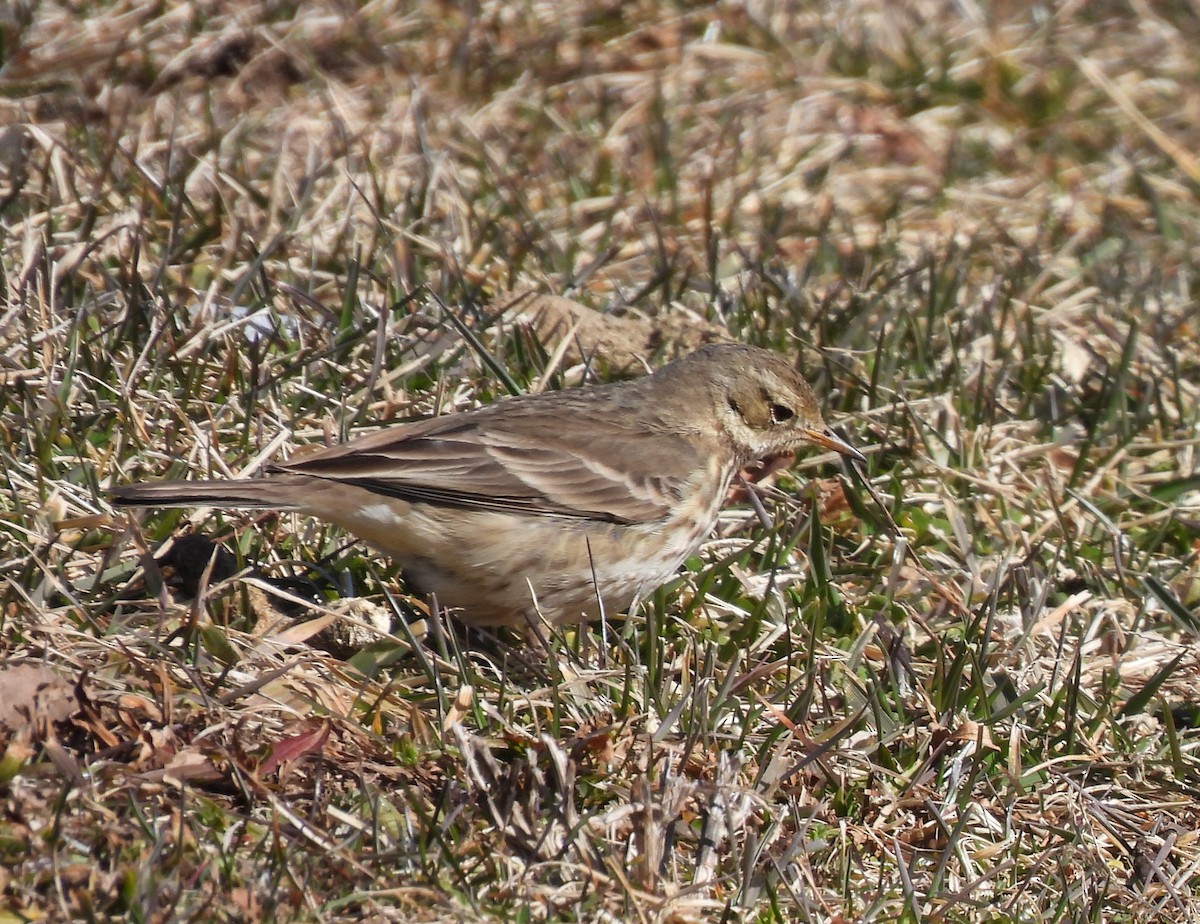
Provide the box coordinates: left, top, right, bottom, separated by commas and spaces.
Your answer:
333, 505, 707, 626
306, 466, 729, 627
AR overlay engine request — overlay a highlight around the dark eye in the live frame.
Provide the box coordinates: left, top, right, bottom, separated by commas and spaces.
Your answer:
769, 403, 794, 424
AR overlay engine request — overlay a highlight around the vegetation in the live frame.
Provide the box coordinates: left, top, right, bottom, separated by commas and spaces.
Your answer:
3, 1, 1200, 920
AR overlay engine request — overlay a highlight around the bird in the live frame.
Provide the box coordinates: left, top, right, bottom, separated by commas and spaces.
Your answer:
111, 342, 863, 627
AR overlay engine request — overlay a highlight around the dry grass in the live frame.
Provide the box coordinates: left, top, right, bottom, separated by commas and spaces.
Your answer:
4, 0, 1200, 921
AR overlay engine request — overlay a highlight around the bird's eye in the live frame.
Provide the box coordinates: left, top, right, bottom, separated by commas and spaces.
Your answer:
769, 403, 794, 424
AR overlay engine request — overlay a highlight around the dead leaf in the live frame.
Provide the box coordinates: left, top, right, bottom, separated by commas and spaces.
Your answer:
0, 664, 78, 738
492, 290, 729, 372
260, 721, 332, 777
141, 746, 225, 785
118, 693, 164, 724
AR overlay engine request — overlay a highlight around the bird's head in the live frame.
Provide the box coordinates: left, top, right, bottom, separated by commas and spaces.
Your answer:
684, 343, 864, 466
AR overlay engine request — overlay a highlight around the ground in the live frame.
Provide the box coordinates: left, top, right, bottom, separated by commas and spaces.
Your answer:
2, 1, 1200, 921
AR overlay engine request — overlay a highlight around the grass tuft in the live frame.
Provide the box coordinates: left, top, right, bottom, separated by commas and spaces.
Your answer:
3, 1, 1200, 921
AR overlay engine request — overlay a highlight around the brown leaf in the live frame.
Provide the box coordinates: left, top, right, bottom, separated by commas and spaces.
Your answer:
260, 721, 331, 777
118, 693, 164, 725
141, 746, 225, 785
492, 290, 729, 372
0, 664, 78, 738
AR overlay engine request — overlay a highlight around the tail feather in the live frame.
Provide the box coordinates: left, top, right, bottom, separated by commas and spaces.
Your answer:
110, 475, 312, 511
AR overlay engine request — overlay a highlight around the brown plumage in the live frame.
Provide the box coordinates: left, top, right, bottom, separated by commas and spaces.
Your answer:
111, 343, 862, 626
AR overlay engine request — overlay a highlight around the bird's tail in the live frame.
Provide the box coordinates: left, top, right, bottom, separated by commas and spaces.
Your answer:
110, 475, 314, 511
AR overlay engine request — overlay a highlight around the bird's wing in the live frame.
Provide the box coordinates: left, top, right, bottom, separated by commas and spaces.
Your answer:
272, 400, 703, 525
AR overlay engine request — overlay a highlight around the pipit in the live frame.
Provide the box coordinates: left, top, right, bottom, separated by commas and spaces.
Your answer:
112, 343, 863, 626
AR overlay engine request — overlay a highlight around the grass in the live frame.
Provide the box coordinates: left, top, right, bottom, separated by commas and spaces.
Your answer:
4, 0, 1200, 921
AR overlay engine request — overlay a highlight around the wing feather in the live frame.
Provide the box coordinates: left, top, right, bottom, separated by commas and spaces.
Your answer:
271, 394, 703, 525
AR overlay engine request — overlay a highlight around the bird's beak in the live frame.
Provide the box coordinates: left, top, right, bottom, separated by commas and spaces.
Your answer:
802, 427, 867, 465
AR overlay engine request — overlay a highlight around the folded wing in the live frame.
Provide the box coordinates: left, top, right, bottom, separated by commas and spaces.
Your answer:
272, 401, 700, 525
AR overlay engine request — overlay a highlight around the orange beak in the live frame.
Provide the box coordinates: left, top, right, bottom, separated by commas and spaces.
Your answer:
801, 427, 866, 464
